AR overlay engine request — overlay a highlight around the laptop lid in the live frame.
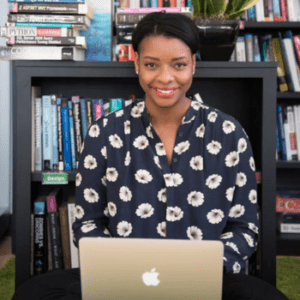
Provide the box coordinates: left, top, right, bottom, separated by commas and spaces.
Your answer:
79, 237, 224, 300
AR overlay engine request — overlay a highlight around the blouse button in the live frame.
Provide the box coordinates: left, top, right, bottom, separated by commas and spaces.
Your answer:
173, 158, 178, 163
179, 132, 183, 137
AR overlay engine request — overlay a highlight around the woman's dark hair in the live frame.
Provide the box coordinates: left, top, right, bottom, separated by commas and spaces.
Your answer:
132, 12, 200, 55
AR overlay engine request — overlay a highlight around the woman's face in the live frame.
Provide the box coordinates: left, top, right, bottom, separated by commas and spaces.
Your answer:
134, 35, 196, 110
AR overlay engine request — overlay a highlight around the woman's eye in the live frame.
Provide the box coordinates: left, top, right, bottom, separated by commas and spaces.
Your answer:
145, 63, 156, 68
176, 63, 187, 68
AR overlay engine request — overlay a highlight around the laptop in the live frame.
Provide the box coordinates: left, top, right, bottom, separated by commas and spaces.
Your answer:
79, 237, 224, 300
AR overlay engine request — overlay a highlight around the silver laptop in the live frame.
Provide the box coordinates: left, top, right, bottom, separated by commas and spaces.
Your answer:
79, 237, 224, 300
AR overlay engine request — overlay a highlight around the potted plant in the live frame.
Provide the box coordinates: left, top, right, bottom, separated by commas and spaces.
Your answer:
191, 0, 260, 61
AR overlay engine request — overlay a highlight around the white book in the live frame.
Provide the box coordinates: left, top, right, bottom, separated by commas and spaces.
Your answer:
68, 203, 79, 269
286, 106, 298, 160
129, 0, 140, 8
235, 36, 246, 62
255, 0, 265, 21
278, 223, 300, 233
244, 34, 254, 62
293, 105, 300, 160
284, 122, 292, 160
283, 39, 300, 92
287, 0, 297, 21
294, 0, 300, 21
229, 47, 236, 62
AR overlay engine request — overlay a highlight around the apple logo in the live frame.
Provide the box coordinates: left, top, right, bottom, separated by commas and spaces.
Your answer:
142, 268, 160, 286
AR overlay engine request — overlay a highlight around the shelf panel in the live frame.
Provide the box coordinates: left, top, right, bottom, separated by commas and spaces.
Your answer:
277, 161, 300, 169
244, 21, 300, 29
277, 92, 300, 99
277, 232, 300, 256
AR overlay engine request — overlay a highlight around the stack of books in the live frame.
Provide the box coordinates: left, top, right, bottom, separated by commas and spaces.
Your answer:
0, 0, 96, 61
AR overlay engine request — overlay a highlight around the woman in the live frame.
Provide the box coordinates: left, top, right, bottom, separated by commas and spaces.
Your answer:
12, 12, 288, 300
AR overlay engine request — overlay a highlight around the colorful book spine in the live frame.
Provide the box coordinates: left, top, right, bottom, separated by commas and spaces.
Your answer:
286, 0, 296, 21
61, 99, 72, 171
80, 98, 88, 140
255, 0, 265, 21
277, 104, 287, 161
276, 123, 281, 160
268, 0, 274, 21
51, 95, 58, 171
272, 0, 281, 21
141, 0, 150, 7
56, 97, 64, 171
120, 0, 130, 8
150, 0, 158, 7
92, 99, 102, 121
248, 5, 256, 21
280, 0, 288, 21
71, 96, 82, 169
8, 22, 87, 30
33, 197, 47, 275
8, 0, 85, 2
109, 98, 123, 112
123, 7, 185, 12
286, 106, 298, 160
85, 98, 93, 129
187, 0, 192, 10
42, 95, 53, 170
68, 101, 77, 170
263, 0, 270, 21
293, 35, 300, 65
293, 105, 300, 161
244, 34, 254, 62
235, 36, 246, 62
35, 97, 42, 172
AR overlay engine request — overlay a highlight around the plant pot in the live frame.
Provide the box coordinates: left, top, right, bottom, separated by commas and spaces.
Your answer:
194, 19, 240, 61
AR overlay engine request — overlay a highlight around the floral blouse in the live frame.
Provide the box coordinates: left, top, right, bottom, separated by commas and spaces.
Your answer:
73, 96, 259, 274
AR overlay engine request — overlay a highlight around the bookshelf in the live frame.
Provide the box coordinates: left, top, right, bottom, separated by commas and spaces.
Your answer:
12, 61, 277, 289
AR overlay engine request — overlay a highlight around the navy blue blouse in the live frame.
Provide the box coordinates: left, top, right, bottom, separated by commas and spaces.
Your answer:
73, 96, 259, 274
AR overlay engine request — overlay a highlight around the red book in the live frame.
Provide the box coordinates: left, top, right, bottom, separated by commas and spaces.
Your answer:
169, 0, 176, 7
158, 0, 163, 7
280, 0, 288, 21
293, 36, 300, 65
119, 0, 129, 8
276, 194, 300, 213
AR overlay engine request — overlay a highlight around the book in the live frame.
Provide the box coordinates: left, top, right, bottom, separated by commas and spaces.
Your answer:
119, 6, 189, 12
7, 35, 87, 48
6, 21, 87, 30
235, 36, 246, 62
0, 26, 80, 37
115, 24, 135, 44
46, 210, 53, 271
293, 35, 300, 73
253, 35, 262, 62
46, 187, 63, 270
120, 0, 130, 8
59, 201, 71, 269
7, 14, 91, 27
32, 86, 42, 172
30, 213, 34, 276
0, 46, 85, 61
277, 104, 287, 160
141, 0, 150, 7
272, 0, 282, 21
129, 0, 140, 8
85, 98, 93, 129
280, 0, 288, 21
151, 0, 159, 7
244, 34, 254, 62
255, 0, 265, 21
42, 95, 53, 170
248, 5, 256, 21
8, 0, 86, 2
286, 0, 297, 21
61, 98, 72, 171
67, 201, 79, 268
294, 0, 300, 21
109, 98, 123, 112
68, 101, 77, 170
92, 99, 103, 121
276, 123, 281, 160
80, 0, 112, 61
9, 3, 94, 19
267, 0, 274, 21
284, 106, 298, 161
57, 97, 64, 171
263, 0, 270, 21
33, 197, 47, 275
277, 218, 300, 233
51, 95, 59, 171
80, 98, 88, 141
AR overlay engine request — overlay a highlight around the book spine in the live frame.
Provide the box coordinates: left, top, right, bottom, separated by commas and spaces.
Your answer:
7, 22, 87, 30
293, 35, 300, 65
30, 213, 34, 276
244, 34, 254, 62
67, 203, 79, 268
85, 98, 93, 129
278, 104, 287, 160
169, 0, 176, 7
47, 195, 62, 270
120, 0, 130, 8
158, 0, 163, 7
8, 0, 85, 2
268, 0, 274, 21
109, 98, 123, 112
278, 223, 300, 233
61, 99, 72, 170
59, 205, 71, 270
272, 0, 281, 21
0, 26, 79, 37
122, 7, 184, 12
276, 123, 282, 160
57, 97, 64, 171
33, 200, 47, 275
95, 104, 103, 120
255, 0, 265, 21
103, 101, 110, 115
280, 0, 288, 21
150, 0, 158, 7
235, 36, 246, 62
293, 105, 300, 160
263, 0, 270, 21
253, 35, 261, 61
71, 96, 82, 169
42, 95, 52, 170
248, 6, 256, 21
80, 99, 88, 141
51, 95, 58, 171
68, 101, 77, 169
129, 0, 140, 8
286, 0, 296, 21
35, 97, 42, 172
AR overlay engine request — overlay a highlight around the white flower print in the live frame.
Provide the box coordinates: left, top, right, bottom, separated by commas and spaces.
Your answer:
131, 106, 142, 118
106, 167, 118, 182
107, 202, 117, 217
136, 203, 154, 219
249, 189, 257, 204
191, 101, 201, 111
109, 134, 123, 148
133, 135, 149, 150
119, 186, 132, 202
225, 242, 240, 254
103, 206, 109, 217
81, 222, 96, 233
155, 142, 166, 156
125, 151, 131, 166
76, 173, 82, 187
84, 188, 99, 203
187, 226, 203, 240
174, 141, 190, 155
157, 222, 166, 237
157, 188, 167, 203
190, 156, 203, 171
208, 111, 218, 122
233, 262, 241, 274
124, 120, 130, 135
220, 232, 233, 239
84, 155, 97, 170
164, 173, 183, 187
101, 146, 107, 159
182, 115, 195, 124
80, 142, 84, 153
225, 151, 239, 167
223, 120, 236, 134
207, 141, 222, 155
243, 256, 248, 261
249, 157, 256, 171
164, 174, 174, 187
195, 124, 205, 138
75, 205, 84, 219
146, 126, 153, 139
137, 101, 145, 112
248, 223, 259, 234
166, 206, 184, 221
187, 191, 204, 207
226, 187, 235, 202
89, 124, 100, 138
207, 209, 224, 224
154, 156, 162, 169
229, 204, 245, 218
101, 175, 107, 187
206, 174, 222, 189
103, 118, 108, 127
223, 257, 228, 261
115, 109, 124, 117
236, 172, 247, 187
243, 233, 254, 247
135, 169, 153, 184
103, 228, 111, 236
117, 221, 132, 237
238, 138, 247, 153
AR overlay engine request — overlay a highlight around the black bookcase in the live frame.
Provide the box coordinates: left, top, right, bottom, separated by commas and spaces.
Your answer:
12, 61, 277, 289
